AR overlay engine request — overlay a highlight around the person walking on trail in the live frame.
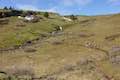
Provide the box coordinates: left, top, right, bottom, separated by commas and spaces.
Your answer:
54, 25, 63, 31
59, 26, 63, 31
51, 25, 63, 35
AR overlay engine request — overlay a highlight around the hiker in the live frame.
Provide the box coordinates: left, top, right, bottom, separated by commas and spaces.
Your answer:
54, 26, 63, 31
59, 26, 63, 31
51, 26, 63, 35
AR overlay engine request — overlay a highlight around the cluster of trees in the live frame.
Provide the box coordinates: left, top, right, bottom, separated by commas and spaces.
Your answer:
3, 6, 14, 10
1, 6, 50, 18
0, 6, 23, 18
0, 6, 78, 20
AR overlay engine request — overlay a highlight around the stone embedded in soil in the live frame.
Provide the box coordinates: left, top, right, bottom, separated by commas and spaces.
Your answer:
24, 48, 37, 53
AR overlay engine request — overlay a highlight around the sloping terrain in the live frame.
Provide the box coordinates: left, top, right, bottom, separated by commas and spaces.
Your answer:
0, 15, 73, 49
0, 14, 120, 80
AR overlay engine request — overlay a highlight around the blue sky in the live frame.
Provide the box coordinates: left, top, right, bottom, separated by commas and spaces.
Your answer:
0, 0, 120, 15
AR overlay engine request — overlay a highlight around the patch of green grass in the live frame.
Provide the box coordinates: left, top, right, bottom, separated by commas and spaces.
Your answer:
0, 16, 72, 48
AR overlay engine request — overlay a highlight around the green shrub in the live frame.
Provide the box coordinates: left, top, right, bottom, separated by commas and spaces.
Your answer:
44, 12, 49, 18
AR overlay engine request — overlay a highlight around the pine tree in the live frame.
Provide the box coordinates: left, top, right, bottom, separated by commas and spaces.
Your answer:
4, 6, 8, 10
9, 6, 13, 10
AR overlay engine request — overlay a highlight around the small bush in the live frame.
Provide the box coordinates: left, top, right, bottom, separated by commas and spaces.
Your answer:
44, 12, 49, 18
0, 71, 8, 80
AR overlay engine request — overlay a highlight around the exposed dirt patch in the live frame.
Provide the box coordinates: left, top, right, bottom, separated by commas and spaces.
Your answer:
79, 19, 96, 26
16, 20, 26, 27
105, 33, 120, 41
109, 46, 120, 65
24, 48, 37, 53
0, 18, 9, 25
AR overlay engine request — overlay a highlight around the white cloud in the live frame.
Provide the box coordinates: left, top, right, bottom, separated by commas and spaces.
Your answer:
109, 0, 120, 2
15, 0, 89, 15
62, 0, 92, 6
17, 4, 40, 11
45, 7, 57, 12
17, 4, 58, 13
108, 0, 120, 5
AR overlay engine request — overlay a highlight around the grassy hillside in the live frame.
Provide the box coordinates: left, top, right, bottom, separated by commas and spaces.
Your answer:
0, 15, 74, 49
0, 13, 120, 80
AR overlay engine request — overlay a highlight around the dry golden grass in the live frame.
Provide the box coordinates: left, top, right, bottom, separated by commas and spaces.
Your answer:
0, 14, 120, 80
